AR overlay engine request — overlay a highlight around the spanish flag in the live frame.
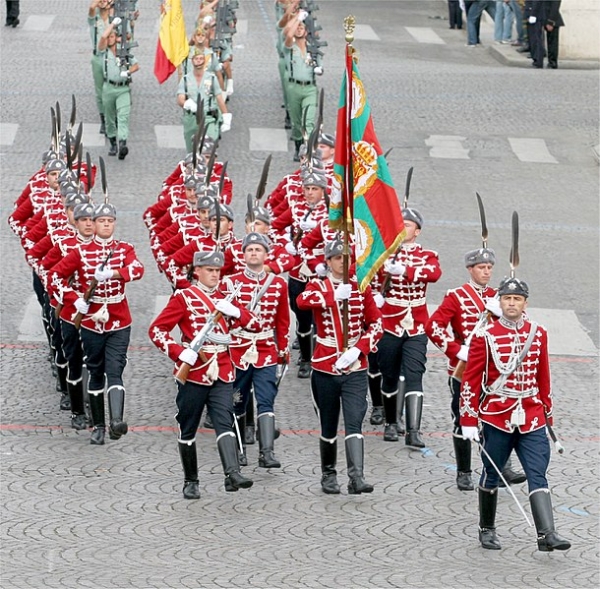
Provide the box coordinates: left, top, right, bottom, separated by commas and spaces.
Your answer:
154, 0, 189, 84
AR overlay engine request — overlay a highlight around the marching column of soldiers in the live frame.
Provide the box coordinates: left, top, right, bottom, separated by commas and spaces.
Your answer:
5, 0, 571, 556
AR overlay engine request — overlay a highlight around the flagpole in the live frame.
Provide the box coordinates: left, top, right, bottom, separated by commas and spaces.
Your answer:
341, 16, 356, 351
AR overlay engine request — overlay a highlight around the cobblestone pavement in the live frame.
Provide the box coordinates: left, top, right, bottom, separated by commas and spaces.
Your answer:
1, 2, 598, 588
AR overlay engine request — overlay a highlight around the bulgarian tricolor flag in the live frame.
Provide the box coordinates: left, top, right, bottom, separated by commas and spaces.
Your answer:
329, 43, 406, 291
154, 0, 190, 84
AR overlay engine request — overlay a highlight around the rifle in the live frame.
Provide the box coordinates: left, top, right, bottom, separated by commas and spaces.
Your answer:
112, 0, 139, 77
73, 248, 115, 329
175, 282, 242, 385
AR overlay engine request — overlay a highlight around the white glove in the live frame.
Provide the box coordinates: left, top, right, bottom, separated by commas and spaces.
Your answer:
334, 347, 361, 370
119, 70, 130, 79
461, 426, 480, 442
220, 113, 232, 133
297, 10, 308, 22
94, 265, 113, 282
74, 298, 89, 315
334, 283, 352, 301
216, 299, 241, 318
373, 293, 385, 308
313, 66, 323, 75
112, 16, 122, 26
299, 218, 317, 232
178, 348, 198, 366
456, 345, 469, 362
183, 98, 197, 114
203, 15, 214, 25
385, 260, 406, 276
285, 241, 297, 255
485, 297, 503, 318
315, 262, 328, 277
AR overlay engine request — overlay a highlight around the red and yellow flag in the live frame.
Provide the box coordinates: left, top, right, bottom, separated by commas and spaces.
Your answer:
329, 45, 405, 291
154, 0, 189, 84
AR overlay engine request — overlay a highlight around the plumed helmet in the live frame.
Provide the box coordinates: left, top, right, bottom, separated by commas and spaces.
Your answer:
498, 276, 529, 298
193, 249, 224, 268
209, 203, 234, 221
93, 202, 117, 220
45, 158, 66, 174
242, 231, 270, 252
73, 202, 95, 220
464, 247, 496, 267
402, 207, 424, 229
324, 238, 344, 259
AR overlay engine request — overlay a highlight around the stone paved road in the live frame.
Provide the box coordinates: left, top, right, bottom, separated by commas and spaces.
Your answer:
1, 2, 598, 588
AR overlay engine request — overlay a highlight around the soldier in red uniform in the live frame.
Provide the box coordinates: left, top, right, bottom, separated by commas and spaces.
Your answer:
148, 249, 255, 499
297, 238, 383, 495
426, 248, 526, 490
460, 276, 571, 552
222, 232, 291, 468
374, 208, 442, 447
272, 168, 329, 378
49, 202, 144, 445
426, 248, 501, 489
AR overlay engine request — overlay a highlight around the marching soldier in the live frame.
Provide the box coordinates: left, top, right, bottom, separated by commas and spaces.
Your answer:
222, 232, 291, 468
176, 48, 231, 150
98, 17, 139, 159
42, 201, 97, 429
49, 201, 144, 445
148, 249, 255, 499
460, 276, 571, 552
88, 0, 113, 135
297, 238, 383, 494
279, 1, 319, 161
374, 207, 442, 448
426, 248, 527, 490
425, 248, 501, 490
272, 168, 329, 378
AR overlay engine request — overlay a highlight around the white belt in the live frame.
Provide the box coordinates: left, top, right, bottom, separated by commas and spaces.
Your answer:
385, 296, 426, 307
201, 344, 227, 354
485, 387, 539, 399
316, 335, 359, 348
231, 329, 274, 342
90, 293, 125, 304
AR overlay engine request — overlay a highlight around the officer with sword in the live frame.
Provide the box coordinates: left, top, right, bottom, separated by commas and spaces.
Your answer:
460, 212, 571, 552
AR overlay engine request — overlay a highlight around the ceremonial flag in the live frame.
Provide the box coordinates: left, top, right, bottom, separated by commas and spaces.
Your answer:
154, 0, 189, 84
329, 45, 406, 292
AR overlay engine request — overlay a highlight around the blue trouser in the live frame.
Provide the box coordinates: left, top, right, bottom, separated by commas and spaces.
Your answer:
311, 369, 368, 439
377, 332, 427, 394
467, 0, 496, 45
176, 379, 234, 441
80, 326, 130, 391
479, 423, 550, 492
233, 364, 277, 416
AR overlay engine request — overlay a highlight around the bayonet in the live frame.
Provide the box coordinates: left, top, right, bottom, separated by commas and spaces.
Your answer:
476, 192, 488, 248
509, 211, 519, 277
69, 94, 77, 132
255, 155, 272, 203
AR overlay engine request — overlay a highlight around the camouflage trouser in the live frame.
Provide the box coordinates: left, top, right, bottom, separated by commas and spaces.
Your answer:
102, 83, 131, 141
91, 55, 104, 115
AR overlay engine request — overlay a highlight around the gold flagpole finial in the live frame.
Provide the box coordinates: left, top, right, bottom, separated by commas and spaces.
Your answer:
344, 15, 356, 44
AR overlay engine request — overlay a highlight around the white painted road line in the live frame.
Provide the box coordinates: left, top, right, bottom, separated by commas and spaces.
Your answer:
22, 15, 56, 31
405, 27, 445, 45
0, 124, 18, 146
155, 125, 186, 150
249, 128, 289, 152
508, 138, 558, 163
425, 135, 470, 159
